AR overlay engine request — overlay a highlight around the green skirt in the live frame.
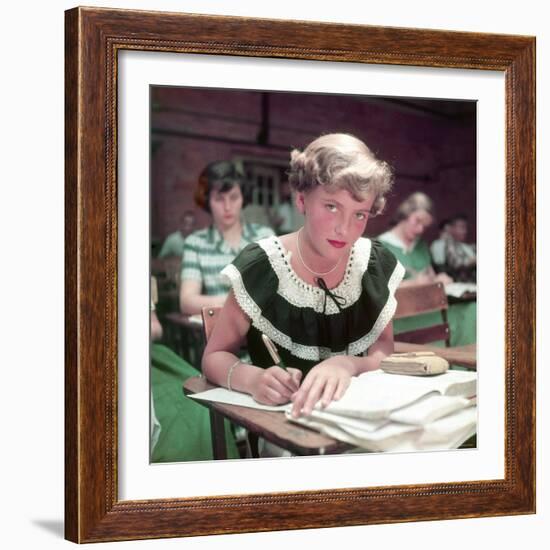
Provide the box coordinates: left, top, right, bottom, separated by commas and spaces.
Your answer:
151, 343, 239, 462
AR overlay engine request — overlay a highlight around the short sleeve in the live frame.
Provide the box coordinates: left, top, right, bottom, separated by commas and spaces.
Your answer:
220, 242, 279, 321
160, 232, 185, 258
368, 239, 406, 287
180, 235, 202, 282
336, 239, 404, 355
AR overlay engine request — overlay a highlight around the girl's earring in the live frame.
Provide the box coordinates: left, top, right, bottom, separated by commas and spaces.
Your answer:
295, 192, 306, 214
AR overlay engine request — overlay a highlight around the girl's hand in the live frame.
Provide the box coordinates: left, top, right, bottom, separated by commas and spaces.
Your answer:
414, 271, 434, 285
250, 366, 302, 405
290, 360, 352, 417
435, 272, 454, 285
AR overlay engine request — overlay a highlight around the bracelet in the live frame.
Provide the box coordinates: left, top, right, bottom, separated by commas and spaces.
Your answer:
226, 359, 241, 392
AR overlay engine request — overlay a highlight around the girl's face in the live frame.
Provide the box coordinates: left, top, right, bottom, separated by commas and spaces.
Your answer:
209, 184, 243, 230
401, 209, 433, 242
449, 219, 468, 242
296, 186, 375, 262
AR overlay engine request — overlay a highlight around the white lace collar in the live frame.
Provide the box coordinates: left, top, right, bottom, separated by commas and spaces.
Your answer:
222, 240, 405, 361
257, 235, 372, 315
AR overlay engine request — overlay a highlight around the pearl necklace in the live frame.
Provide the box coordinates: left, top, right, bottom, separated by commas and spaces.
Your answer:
296, 229, 342, 277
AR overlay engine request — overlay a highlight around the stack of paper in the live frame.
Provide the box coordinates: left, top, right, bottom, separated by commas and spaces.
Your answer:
190, 369, 477, 453
287, 370, 477, 452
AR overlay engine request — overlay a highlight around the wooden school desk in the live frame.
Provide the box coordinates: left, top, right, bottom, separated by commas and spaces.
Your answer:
183, 376, 351, 459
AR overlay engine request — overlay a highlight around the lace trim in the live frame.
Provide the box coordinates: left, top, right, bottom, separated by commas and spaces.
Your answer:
257, 236, 372, 315
347, 260, 405, 355
222, 264, 335, 361
222, 259, 405, 362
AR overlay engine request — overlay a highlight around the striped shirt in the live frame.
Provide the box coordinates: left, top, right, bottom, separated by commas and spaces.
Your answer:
181, 222, 275, 296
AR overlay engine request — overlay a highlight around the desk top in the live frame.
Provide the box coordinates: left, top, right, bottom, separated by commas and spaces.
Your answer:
184, 376, 350, 456
394, 342, 476, 368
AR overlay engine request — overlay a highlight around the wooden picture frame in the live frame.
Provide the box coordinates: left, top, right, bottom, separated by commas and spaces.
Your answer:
65, 6, 535, 543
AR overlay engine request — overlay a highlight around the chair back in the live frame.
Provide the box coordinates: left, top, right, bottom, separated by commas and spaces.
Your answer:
201, 306, 222, 341
394, 283, 450, 346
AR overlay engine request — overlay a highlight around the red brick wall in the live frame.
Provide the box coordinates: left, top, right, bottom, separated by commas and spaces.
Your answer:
151, 87, 476, 247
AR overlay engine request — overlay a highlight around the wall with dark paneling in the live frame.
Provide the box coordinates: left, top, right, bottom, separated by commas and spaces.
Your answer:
151, 86, 476, 248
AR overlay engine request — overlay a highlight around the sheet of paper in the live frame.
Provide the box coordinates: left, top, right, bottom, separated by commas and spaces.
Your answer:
418, 405, 478, 444
189, 387, 288, 412
288, 406, 477, 452
445, 282, 477, 298
322, 370, 477, 419
287, 413, 420, 452
190, 371, 477, 420
389, 394, 472, 425
308, 409, 388, 432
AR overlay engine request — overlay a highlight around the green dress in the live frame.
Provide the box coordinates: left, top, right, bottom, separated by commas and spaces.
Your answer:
378, 232, 476, 347
150, 343, 239, 462
221, 236, 405, 374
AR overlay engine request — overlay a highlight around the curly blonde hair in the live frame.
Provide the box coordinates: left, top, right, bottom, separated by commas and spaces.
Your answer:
288, 133, 393, 215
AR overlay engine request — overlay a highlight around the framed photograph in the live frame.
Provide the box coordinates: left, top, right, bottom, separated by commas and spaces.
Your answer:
65, 6, 535, 542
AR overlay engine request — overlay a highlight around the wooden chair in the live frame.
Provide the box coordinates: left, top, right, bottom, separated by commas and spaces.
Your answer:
201, 306, 222, 341
393, 282, 450, 346
393, 284, 476, 369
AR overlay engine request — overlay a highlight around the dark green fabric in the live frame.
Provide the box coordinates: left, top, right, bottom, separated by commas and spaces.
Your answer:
379, 238, 476, 347
231, 239, 400, 375
150, 344, 239, 462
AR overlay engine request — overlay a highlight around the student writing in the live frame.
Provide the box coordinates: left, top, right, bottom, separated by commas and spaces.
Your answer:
202, 133, 405, 419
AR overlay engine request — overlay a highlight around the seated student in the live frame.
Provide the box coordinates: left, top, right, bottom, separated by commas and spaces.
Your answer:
378, 192, 453, 287
150, 306, 239, 462
158, 210, 196, 259
430, 218, 450, 272
180, 160, 275, 316
444, 214, 476, 282
378, 193, 476, 347
201, 133, 404, 419
270, 180, 305, 235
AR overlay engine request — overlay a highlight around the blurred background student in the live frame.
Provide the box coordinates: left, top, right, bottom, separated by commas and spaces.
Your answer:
444, 214, 477, 282
378, 192, 476, 347
430, 218, 450, 272
158, 209, 196, 259
179, 160, 275, 316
